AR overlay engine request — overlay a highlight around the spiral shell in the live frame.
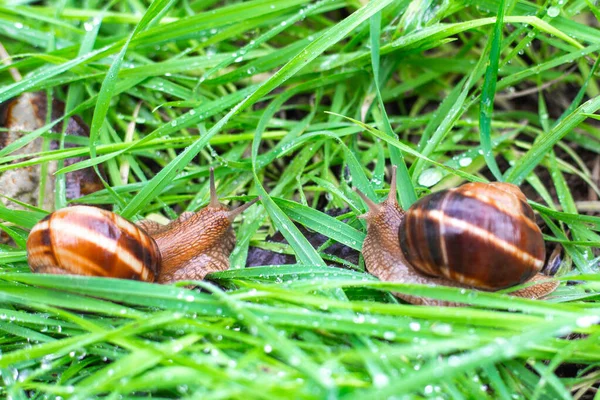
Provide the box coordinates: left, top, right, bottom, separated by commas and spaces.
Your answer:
399, 182, 545, 290
26, 206, 161, 281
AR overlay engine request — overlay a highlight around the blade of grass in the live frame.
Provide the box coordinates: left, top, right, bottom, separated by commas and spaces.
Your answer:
479, 0, 506, 181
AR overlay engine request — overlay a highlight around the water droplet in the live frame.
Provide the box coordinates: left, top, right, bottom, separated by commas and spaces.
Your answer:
373, 373, 389, 387
353, 314, 365, 324
418, 168, 442, 187
448, 355, 460, 367
459, 157, 472, 167
547, 6, 559, 17
409, 322, 421, 332
576, 315, 600, 328
432, 323, 452, 335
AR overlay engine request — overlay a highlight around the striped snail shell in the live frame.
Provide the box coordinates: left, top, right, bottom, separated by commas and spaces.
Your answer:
399, 182, 545, 290
27, 206, 161, 281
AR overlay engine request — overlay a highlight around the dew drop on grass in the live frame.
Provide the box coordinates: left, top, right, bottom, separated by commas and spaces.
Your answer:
576, 315, 600, 328
547, 6, 559, 17
448, 355, 460, 367
264, 344, 273, 353
383, 331, 396, 340
431, 323, 452, 335
353, 314, 365, 324
459, 157, 472, 167
409, 322, 421, 332
177, 385, 189, 394
373, 373, 389, 387
418, 168, 442, 187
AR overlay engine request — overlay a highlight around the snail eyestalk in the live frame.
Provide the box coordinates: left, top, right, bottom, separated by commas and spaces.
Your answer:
227, 197, 260, 221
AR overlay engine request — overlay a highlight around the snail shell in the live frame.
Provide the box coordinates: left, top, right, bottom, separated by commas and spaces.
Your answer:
27, 206, 160, 281
399, 182, 545, 290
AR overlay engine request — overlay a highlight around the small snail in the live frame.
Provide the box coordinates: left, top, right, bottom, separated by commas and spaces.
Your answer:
26, 169, 258, 283
356, 166, 559, 306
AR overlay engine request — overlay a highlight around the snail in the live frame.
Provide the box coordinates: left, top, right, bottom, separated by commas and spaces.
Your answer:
26, 169, 259, 283
356, 166, 559, 306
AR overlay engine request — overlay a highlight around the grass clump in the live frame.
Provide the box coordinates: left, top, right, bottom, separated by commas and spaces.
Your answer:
0, 0, 600, 398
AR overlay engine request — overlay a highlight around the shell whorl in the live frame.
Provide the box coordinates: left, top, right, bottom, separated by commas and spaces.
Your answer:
26, 206, 161, 281
399, 182, 545, 290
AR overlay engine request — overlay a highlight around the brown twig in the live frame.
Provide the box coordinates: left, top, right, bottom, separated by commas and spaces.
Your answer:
0, 41, 22, 82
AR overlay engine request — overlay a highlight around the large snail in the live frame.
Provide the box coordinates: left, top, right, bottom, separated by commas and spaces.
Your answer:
356, 166, 559, 306
26, 169, 258, 283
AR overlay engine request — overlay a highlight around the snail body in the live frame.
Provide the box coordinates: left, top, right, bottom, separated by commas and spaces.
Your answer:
358, 167, 558, 306
26, 169, 258, 283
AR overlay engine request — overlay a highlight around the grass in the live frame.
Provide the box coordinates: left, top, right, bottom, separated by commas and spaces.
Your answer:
0, 0, 600, 398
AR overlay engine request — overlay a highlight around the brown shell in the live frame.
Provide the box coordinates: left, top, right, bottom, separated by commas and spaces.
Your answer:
26, 206, 160, 281
399, 182, 545, 290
